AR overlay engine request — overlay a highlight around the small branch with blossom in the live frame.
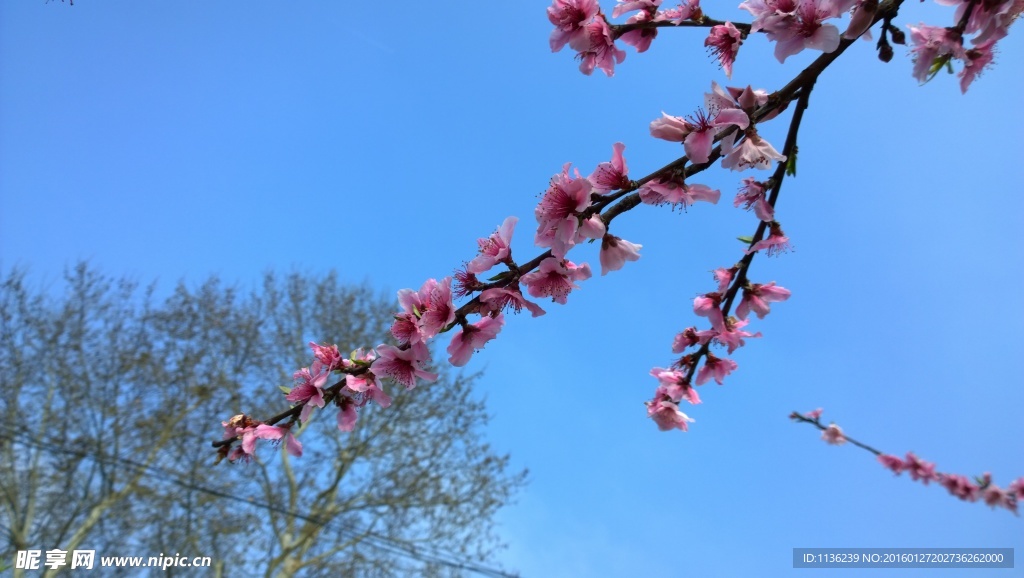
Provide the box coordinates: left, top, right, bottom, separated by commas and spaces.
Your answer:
215, 0, 1020, 469
215, 62, 815, 458
791, 409, 1024, 515
644, 80, 812, 431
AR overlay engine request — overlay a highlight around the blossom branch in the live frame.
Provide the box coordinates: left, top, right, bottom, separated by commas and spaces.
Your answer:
216, 1, 885, 455
789, 410, 884, 455
217, 0, 1021, 458
681, 82, 814, 385
611, 17, 753, 38
791, 409, 1024, 515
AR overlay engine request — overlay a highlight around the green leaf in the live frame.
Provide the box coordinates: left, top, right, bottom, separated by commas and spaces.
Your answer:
925, 55, 951, 83
785, 146, 798, 177
279, 385, 292, 395
737, 236, 754, 244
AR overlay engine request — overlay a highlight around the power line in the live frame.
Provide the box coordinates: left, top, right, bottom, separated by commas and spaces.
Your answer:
0, 427, 519, 578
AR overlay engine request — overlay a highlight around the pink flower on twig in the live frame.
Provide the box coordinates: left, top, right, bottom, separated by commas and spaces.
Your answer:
705, 22, 743, 77
589, 142, 630, 193
373, 343, 438, 390
548, 0, 601, 52
467, 217, 518, 274
821, 423, 847, 445
599, 234, 642, 275
521, 258, 592, 305
447, 314, 505, 367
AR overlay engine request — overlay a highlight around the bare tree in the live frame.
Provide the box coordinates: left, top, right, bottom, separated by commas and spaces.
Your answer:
0, 265, 525, 577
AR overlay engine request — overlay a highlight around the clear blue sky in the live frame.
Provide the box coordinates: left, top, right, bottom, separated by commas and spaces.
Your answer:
2, 1, 1021, 576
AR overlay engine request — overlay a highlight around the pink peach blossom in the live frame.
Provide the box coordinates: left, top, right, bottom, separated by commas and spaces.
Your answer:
570, 18, 627, 76
390, 312, 420, 346
686, 108, 750, 164
638, 176, 720, 208
521, 258, 592, 305
645, 396, 695, 431
693, 292, 725, 331
714, 317, 761, 354
959, 40, 996, 93
479, 286, 547, 317
878, 454, 906, 475
337, 396, 359, 432
288, 365, 329, 421
741, 0, 843, 62
721, 130, 786, 171
967, 0, 1023, 44
695, 352, 738, 385
453, 267, 482, 299
655, 0, 701, 23
705, 81, 768, 115
713, 266, 737, 293
548, 0, 601, 52
770, 0, 842, 63
364, 382, 392, 408
599, 234, 642, 275
392, 278, 457, 344
612, 0, 662, 18
1008, 477, 1024, 501
672, 326, 715, 352
419, 278, 457, 339
650, 108, 748, 164
535, 163, 600, 259
650, 368, 702, 405
447, 313, 505, 367
746, 222, 791, 256
821, 423, 847, 445
842, 0, 878, 40
908, 24, 966, 83
982, 483, 1010, 509
253, 424, 303, 457
737, 281, 791, 320
734, 178, 774, 222
737, 0, 792, 33
342, 348, 376, 369
344, 369, 380, 394
705, 22, 743, 77
222, 415, 261, 460
939, 473, 980, 501
467, 216, 518, 274
619, 10, 659, 52
373, 343, 438, 390
309, 342, 343, 371
649, 112, 691, 142
904, 452, 937, 484
589, 142, 630, 193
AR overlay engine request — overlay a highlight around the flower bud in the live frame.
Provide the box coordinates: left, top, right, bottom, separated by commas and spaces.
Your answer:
878, 42, 894, 62
889, 27, 906, 45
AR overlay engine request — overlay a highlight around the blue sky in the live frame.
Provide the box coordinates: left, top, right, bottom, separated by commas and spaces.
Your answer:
2, 1, 1022, 576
